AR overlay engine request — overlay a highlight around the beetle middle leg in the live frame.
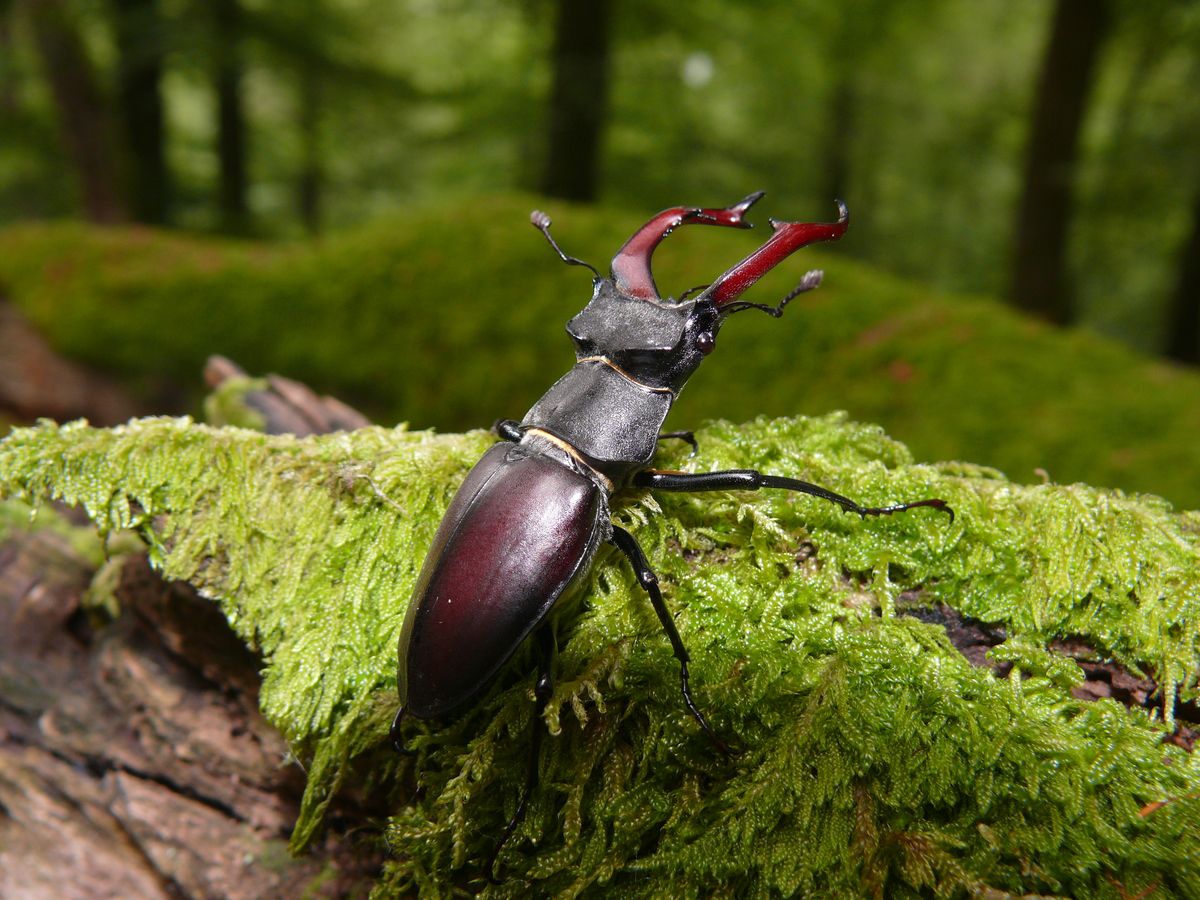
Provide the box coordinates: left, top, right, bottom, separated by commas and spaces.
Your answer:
632, 468, 953, 521
488, 624, 557, 882
658, 430, 698, 456
610, 525, 730, 755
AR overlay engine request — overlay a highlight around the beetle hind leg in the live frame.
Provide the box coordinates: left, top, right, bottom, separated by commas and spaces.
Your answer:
610, 525, 730, 756
390, 706, 414, 756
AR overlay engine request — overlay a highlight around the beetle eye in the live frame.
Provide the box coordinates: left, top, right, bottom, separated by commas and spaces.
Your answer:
696, 331, 716, 354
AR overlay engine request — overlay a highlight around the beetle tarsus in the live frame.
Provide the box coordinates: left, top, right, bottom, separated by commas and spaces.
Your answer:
633, 468, 954, 523
530, 209, 602, 279
658, 430, 699, 457
610, 526, 729, 754
487, 626, 557, 884
390, 706, 414, 756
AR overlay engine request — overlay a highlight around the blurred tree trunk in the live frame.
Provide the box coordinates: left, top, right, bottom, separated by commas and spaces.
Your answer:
297, 69, 321, 235
540, 0, 610, 202
1, 6, 17, 112
213, 0, 249, 232
112, 0, 171, 224
1165, 185, 1200, 364
820, 74, 854, 207
1008, 0, 1110, 324
25, 0, 127, 223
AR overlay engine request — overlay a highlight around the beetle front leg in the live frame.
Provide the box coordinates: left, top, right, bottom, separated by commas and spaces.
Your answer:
493, 419, 524, 443
610, 525, 729, 755
632, 469, 953, 521
488, 625, 556, 883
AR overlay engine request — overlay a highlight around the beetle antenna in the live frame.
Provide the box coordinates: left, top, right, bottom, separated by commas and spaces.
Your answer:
676, 283, 711, 302
530, 210, 601, 279
719, 269, 824, 317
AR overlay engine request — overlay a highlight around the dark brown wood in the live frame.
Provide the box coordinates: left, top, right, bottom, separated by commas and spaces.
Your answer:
203, 355, 371, 435
0, 519, 382, 899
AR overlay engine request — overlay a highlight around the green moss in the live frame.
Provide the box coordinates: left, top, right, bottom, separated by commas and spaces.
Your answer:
1, 414, 1196, 897
3, 196, 1200, 507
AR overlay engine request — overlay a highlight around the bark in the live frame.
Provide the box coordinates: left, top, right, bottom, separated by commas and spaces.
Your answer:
111, 0, 171, 224
0, 529, 382, 898
1165, 184, 1200, 364
25, 0, 127, 223
1008, 0, 1111, 324
540, 0, 611, 202
213, 0, 249, 232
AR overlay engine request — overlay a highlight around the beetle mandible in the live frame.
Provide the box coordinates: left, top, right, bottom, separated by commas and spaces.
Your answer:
391, 192, 951, 871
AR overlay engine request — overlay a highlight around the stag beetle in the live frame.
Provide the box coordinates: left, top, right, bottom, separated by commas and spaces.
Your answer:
392, 193, 950, 874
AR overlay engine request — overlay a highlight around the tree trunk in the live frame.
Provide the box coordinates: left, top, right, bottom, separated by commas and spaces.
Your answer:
1165, 184, 1200, 364
1008, 0, 1110, 324
297, 70, 321, 235
111, 0, 171, 225
213, 0, 249, 232
540, 0, 611, 202
820, 75, 855, 207
25, 0, 127, 224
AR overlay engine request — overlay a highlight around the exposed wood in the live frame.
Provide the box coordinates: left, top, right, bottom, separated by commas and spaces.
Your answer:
0, 522, 382, 898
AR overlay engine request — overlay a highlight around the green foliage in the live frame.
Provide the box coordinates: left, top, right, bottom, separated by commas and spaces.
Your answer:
4, 195, 1200, 507
1, 414, 1197, 896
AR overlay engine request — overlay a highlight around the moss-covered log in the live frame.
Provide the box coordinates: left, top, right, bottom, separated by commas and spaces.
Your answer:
4, 195, 1200, 508
1, 415, 1198, 896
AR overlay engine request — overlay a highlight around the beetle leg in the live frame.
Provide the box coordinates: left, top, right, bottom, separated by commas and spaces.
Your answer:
390, 706, 414, 755
610, 525, 730, 756
493, 418, 524, 443
632, 469, 954, 522
488, 625, 557, 883
657, 430, 699, 457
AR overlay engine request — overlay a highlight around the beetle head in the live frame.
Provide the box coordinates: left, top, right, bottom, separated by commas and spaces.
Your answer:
556, 193, 849, 392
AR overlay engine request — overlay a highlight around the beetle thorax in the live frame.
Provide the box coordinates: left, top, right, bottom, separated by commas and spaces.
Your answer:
566, 279, 721, 394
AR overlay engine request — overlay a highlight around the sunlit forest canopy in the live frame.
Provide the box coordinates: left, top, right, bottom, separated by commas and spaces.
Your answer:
1, 0, 1198, 360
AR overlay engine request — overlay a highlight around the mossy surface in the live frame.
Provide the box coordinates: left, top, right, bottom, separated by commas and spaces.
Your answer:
1, 414, 1197, 897
3, 196, 1200, 507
